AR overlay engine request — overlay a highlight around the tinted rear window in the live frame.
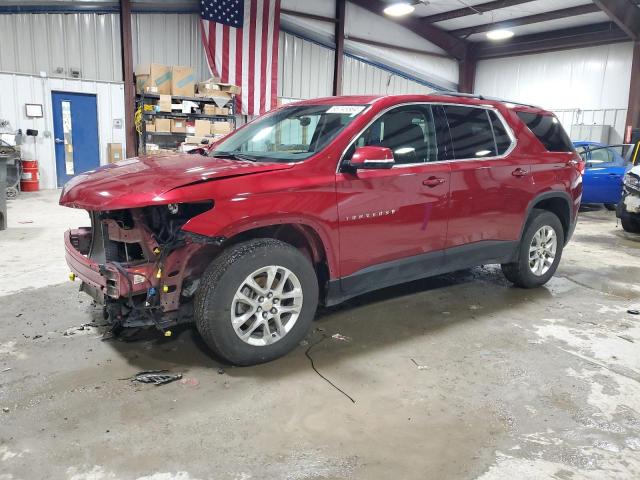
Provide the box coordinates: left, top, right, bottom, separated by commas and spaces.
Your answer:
516, 112, 573, 152
443, 106, 496, 159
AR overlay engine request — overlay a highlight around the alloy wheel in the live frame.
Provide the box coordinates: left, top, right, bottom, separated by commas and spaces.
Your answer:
231, 265, 303, 346
528, 225, 557, 276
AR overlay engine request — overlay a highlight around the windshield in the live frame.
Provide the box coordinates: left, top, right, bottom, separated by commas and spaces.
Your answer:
210, 104, 366, 162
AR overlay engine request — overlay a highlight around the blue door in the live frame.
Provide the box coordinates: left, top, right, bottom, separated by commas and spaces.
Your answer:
52, 91, 100, 187
581, 145, 626, 204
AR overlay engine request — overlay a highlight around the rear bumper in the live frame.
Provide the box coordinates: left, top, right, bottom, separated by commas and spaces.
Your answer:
64, 229, 151, 301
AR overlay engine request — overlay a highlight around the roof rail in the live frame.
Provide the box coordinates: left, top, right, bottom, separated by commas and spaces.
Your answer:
437, 91, 541, 109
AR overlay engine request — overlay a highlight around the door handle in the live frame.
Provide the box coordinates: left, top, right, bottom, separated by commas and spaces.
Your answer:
567, 159, 579, 166
55, 138, 64, 144
423, 176, 446, 187
512, 168, 528, 177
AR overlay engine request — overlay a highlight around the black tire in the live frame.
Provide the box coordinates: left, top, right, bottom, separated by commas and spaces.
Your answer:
605, 203, 617, 211
621, 215, 640, 233
501, 209, 565, 288
194, 239, 319, 366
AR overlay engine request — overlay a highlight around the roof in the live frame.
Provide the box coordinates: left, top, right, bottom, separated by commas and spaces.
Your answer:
285, 93, 551, 114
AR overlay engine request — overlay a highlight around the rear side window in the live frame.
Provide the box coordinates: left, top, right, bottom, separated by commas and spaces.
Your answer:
443, 106, 497, 159
516, 112, 573, 152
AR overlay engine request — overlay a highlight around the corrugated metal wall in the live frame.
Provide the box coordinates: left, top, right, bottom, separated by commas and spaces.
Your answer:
0, 13, 122, 81
132, 13, 210, 81
278, 32, 334, 101
342, 55, 435, 96
0, 72, 126, 189
278, 31, 436, 102
0, 13, 210, 82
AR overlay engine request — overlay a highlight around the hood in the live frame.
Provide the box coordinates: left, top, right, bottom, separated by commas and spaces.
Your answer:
59, 152, 293, 210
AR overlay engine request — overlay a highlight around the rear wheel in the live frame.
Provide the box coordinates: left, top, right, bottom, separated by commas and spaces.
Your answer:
194, 239, 319, 366
605, 203, 617, 211
501, 210, 565, 288
621, 215, 640, 233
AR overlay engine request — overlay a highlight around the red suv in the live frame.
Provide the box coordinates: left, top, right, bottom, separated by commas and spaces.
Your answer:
61, 94, 582, 365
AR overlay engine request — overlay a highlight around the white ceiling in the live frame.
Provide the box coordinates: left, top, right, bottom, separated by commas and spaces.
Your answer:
380, 0, 619, 42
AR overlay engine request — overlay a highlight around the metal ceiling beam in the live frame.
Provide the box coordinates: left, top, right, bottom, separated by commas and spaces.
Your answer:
452, 4, 601, 37
475, 22, 628, 59
421, 0, 537, 24
594, 0, 640, 39
348, 0, 467, 59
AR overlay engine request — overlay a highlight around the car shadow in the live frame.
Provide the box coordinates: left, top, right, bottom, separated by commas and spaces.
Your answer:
101, 265, 554, 376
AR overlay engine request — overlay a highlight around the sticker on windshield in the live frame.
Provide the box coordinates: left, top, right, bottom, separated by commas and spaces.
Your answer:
326, 105, 365, 116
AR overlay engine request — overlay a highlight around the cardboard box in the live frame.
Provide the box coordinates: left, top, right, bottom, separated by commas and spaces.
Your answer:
145, 121, 156, 132
171, 119, 187, 133
171, 65, 196, 97
158, 94, 172, 112
217, 83, 241, 95
195, 120, 212, 137
211, 121, 232, 135
205, 105, 230, 116
185, 121, 196, 134
135, 64, 171, 95
210, 91, 232, 107
196, 78, 221, 97
107, 143, 123, 164
155, 118, 171, 132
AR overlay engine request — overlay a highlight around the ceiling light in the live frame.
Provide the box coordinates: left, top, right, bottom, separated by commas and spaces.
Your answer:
486, 29, 514, 41
384, 2, 415, 17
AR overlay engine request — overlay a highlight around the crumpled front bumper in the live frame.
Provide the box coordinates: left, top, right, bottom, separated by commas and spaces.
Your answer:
64, 228, 152, 303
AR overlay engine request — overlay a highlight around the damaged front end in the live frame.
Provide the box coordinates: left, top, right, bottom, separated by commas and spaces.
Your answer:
65, 202, 221, 332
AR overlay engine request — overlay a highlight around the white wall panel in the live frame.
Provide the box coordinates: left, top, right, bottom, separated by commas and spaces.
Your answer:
0, 72, 126, 189
475, 43, 634, 143
475, 43, 634, 110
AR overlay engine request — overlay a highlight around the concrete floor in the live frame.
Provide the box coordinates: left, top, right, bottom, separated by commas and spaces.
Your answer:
1, 190, 640, 480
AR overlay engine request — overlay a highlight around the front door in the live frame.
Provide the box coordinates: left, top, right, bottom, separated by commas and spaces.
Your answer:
582, 146, 625, 204
52, 91, 100, 187
336, 104, 451, 292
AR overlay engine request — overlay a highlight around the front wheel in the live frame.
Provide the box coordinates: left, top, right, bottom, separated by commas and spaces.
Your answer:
194, 239, 319, 366
501, 210, 565, 288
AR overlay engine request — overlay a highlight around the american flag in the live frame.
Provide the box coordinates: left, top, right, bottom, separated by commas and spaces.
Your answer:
199, 0, 280, 116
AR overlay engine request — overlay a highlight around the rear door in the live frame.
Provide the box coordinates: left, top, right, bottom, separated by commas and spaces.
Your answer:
336, 104, 451, 281
444, 105, 529, 252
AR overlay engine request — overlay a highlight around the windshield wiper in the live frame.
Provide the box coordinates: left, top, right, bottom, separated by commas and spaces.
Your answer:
211, 151, 258, 162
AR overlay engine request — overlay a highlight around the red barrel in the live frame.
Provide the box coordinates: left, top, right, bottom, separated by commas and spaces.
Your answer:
20, 160, 40, 192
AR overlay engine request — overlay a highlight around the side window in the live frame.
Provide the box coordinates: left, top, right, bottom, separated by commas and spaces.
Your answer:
488, 111, 512, 155
516, 112, 574, 152
443, 106, 497, 159
346, 105, 438, 164
589, 147, 613, 166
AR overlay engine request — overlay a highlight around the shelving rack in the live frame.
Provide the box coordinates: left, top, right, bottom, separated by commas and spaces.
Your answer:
136, 93, 236, 154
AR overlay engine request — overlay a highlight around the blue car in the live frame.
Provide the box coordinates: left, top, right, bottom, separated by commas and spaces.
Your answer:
574, 141, 631, 210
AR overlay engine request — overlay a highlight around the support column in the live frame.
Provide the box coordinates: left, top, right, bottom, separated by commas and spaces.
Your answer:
332, 0, 346, 96
458, 47, 477, 94
120, 0, 136, 157
626, 41, 640, 138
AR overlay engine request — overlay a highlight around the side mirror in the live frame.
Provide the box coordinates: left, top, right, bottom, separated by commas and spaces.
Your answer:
347, 146, 395, 170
